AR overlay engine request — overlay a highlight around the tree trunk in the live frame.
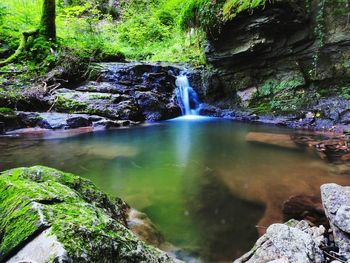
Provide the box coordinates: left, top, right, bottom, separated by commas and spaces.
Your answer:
0, 0, 56, 66
40, 0, 56, 41
0, 30, 38, 66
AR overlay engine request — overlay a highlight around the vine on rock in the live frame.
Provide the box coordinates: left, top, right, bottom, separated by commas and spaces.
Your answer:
310, 0, 326, 79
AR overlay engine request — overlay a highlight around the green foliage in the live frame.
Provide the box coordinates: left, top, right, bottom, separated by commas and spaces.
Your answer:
340, 86, 350, 99
112, 0, 206, 64
179, 0, 269, 34
223, 0, 267, 21
179, 0, 221, 30
251, 77, 316, 114
252, 90, 320, 114
310, 0, 326, 79
268, 90, 320, 113
0, 4, 6, 24
256, 77, 305, 97
0, 85, 26, 104
0, 107, 15, 114
56, 3, 123, 61
0, 0, 274, 69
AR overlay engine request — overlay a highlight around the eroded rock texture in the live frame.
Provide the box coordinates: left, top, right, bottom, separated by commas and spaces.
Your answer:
321, 183, 350, 259
53, 62, 182, 122
234, 220, 325, 263
196, 0, 350, 129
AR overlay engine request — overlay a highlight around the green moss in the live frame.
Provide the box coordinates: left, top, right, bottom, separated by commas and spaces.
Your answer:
249, 76, 323, 114
55, 95, 88, 113
256, 77, 305, 97
340, 86, 350, 99
0, 107, 14, 114
222, 0, 268, 21
85, 107, 113, 116
0, 86, 26, 104
315, 85, 350, 99
0, 166, 173, 262
0, 169, 76, 260
179, 0, 273, 32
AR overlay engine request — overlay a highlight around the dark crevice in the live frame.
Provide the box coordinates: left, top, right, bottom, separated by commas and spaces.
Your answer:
34, 197, 64, 205
2, 224, 51, 262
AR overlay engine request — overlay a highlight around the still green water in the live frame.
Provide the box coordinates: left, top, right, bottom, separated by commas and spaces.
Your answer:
1, 117, 348, 262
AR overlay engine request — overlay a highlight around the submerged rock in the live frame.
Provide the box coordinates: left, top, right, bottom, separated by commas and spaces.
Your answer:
127, 208, 167, 249
234, 220, 325, 263
292, 134, 350, 163
245, 132, 299, 150
0, 166, 175, 263
321, 183, 350, 259
282, 195, 327, 227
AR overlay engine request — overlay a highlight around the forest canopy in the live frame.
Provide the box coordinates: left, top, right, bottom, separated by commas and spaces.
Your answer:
0, 0, 270, 72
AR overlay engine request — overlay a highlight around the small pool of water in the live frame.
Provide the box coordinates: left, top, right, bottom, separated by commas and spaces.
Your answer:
1, 117, 349, 262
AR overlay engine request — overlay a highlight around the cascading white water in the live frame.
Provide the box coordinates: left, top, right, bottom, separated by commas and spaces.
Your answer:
175, 74, 200, 116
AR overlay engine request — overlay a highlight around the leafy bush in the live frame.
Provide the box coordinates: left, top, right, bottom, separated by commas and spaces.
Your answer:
0, 107, 15, 114
223, 0, 267, 21
179, 0, 222, 32
179, 0, 269, 33
340, 86, 350, 99
0, 4, 6, 24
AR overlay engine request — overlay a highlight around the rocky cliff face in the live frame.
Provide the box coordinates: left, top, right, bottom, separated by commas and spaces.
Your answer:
198, 0, 350, 128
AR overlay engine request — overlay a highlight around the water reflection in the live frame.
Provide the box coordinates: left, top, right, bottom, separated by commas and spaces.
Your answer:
175, 120, 191, 166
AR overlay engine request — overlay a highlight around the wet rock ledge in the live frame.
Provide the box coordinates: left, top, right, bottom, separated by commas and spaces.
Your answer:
0, 62, 183, 135
235, 183, 350, 263
0, 166, 176, 263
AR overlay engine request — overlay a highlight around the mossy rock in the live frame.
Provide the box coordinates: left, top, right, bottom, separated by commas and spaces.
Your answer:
0, 107, 14, 115
0, 166, 175, 263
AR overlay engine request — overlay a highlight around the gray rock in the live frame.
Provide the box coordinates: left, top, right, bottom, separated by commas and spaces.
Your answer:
234, 220, 324, 263
6, 229, 69, 263
340, 110, 350, 125
237, 87, 257, 107
55, 62, 184, 122
17, 112, 100, 130
334, 205, 350, 233
76, 81, 131, 94
321, 183, 350, 258
65, 115, 92, 129
195, 0, 350, 132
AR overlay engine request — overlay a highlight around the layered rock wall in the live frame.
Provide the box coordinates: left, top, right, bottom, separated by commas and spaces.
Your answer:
198, 0, 350, 126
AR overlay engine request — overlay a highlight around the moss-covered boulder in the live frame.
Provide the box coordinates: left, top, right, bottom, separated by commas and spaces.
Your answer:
0, 166, 175, 263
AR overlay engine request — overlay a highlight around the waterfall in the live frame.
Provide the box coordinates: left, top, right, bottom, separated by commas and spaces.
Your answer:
175, 74, 200, 116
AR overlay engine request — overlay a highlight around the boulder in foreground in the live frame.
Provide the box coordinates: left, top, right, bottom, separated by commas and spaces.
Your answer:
0, 166, 175, 263
234, 220, 325, 263
321, 183, 350, 260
